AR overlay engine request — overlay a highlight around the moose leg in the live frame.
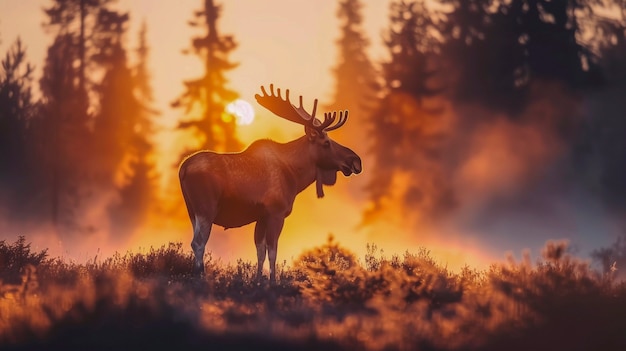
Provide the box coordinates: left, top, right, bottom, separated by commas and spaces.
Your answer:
254, 218, 267, 280
191, 215, 212, 275
265, 216, 285, 284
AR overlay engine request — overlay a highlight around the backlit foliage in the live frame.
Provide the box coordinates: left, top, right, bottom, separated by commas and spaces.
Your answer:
1, 236, 625, 350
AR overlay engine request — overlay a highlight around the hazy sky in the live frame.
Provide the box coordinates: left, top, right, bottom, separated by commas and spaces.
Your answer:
0, 0, 390, 137
4, 0, 460, 267
2, 1, 621, 269
0, 0, 391, 191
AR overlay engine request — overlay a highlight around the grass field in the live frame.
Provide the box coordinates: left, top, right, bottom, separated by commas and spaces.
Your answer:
1, 235, 625, 351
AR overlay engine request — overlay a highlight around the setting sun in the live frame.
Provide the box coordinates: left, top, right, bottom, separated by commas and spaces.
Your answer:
225, 99, 255, 125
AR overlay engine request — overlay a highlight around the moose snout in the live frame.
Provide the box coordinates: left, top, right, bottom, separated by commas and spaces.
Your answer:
351, 156, 362, 174
341, 155, 362, 176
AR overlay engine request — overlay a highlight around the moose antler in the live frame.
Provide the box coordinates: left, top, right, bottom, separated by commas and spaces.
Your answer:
255, 84, 349, 132
322, 110, 348, 131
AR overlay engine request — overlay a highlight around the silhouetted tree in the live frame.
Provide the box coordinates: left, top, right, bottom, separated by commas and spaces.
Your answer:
111, 21, 159, 231
37, 0, 129, 229
520, 0, 602, 88
37, 32, 92, 227
440, 0, 603, 114
43, 0, 114, 114
364, 0, 452, 223
440, 0, 527, 112
43, 0, 102, 119
0, 38, 36, 204
578, 3, 626, 212
133, 21, 155, 107
380, 1, 442, 99
91, 9, 136, 183
173, 0, 241, 153
327, 0, 377, 145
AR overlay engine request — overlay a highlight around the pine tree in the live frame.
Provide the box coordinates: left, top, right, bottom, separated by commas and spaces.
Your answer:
520, 0, 600, 88
327, 0, 377, 145
111, 21, 159, 231
580, 1, 626, 211
38, 0, 127, 229
91, 9, 137, 182
440, 0, 603, 114
43, 0, 111, 119
0, 38, 36, 202
364, 0, 451, 223
38, 32, 92, 227
173, 0, 241, 153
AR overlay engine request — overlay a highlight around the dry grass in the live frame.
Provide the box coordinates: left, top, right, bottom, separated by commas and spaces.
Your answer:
0, 235, 625, 351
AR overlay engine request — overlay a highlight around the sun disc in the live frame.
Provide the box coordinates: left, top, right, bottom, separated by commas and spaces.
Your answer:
226, 99, 255, 126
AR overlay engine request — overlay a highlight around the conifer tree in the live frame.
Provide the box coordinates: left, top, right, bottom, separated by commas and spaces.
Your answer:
112, 21, 159, 230
579, 2, 626, 211
91, 9, 138, 182
364, 0, 451, 223
173, 0, 241, 153
38, 0, 127, 228
38, 32, 92, 227
519, 0, 600, 88
327, 0, 377, 145
43, 0, 112, 119
440, 0, 526, 112
440, 0, 603, 113
0, 38, 35, 202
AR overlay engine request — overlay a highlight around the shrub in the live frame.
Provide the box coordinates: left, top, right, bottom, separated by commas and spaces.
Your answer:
294, 235, 371, 306
0, 236, 47, 285
1, 236, 626, 351
103, 242, 195, 279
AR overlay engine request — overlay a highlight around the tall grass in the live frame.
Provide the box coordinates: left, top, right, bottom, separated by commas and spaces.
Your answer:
0, 235, 625, 350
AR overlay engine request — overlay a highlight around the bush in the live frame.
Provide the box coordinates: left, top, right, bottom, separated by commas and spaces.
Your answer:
103, 242, 195, 279
294, 235, 370, 306
0, 236, 47, 285
0, 236, 625, 351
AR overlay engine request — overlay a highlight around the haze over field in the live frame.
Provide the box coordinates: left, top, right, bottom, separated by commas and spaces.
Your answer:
1, 0, 625, 273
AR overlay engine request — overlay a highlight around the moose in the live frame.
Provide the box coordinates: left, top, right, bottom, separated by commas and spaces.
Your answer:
179, 84, 362, 283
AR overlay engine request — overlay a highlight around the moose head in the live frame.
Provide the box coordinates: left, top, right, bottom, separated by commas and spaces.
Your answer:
255, 84, 362, 197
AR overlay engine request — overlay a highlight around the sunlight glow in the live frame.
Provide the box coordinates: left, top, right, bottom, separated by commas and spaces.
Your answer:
226, 99, 255, 126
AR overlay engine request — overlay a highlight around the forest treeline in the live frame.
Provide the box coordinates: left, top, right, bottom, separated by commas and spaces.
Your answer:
1, 0, 626, 261
0, 0, 244, 241
0, 0, 160, 236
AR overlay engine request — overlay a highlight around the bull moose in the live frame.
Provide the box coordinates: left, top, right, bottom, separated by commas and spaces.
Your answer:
179, 84, 363, 283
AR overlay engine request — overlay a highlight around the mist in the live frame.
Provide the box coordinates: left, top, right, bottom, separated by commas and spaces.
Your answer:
1, 0, 625, 271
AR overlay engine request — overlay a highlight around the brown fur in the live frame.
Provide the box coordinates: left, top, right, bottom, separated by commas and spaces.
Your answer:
179, 134, 361, 282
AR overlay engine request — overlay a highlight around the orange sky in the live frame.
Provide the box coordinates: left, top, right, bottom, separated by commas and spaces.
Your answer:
0, 0, 498, 270
0, 0, 390, 129
1, 0, 393, 187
